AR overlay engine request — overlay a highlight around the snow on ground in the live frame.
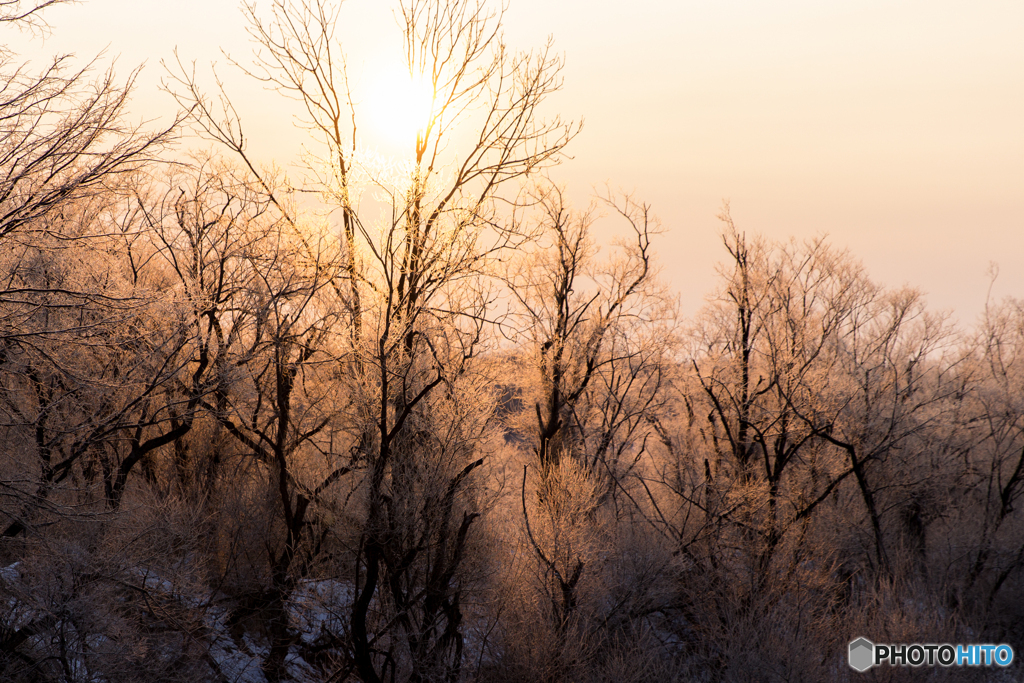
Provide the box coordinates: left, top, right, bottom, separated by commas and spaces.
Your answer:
1, 560, 365, 683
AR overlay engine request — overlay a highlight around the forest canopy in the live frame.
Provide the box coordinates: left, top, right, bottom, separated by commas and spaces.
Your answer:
1, 1, 1022, 682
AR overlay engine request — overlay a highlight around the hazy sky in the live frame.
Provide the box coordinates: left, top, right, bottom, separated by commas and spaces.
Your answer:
9, 0, 1023, 323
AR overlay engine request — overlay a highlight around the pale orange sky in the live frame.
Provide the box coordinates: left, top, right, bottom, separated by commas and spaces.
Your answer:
9, 0, 1024, 323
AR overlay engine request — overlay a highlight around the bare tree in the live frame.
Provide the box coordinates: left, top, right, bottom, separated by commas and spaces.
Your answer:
0, 32, 173, 240
168, 1, 578, 680
952, 294, 1024, 621
505, 186, 668, 482
484, 183, 678, 682
679, 212, 959, 577
0, 1, 70, 29
0, 0, 181, 535
642, 214, 972, 680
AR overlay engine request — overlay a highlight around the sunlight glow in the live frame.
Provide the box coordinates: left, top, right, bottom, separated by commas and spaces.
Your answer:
365, 64, 435, 150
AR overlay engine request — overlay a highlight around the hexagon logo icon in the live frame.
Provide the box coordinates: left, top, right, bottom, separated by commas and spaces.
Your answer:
849, 637, 874, 672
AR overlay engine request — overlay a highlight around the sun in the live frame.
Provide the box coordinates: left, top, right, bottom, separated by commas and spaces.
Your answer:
365, 64, 436, 151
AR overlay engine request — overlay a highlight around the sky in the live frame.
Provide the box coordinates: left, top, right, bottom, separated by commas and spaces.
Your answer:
7, 0, 1024, 324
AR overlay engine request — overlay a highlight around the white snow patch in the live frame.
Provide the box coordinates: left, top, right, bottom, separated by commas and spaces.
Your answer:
288, 578, 355, 645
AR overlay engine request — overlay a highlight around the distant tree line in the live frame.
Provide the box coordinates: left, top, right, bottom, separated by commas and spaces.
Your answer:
1, 1, 1022, 681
